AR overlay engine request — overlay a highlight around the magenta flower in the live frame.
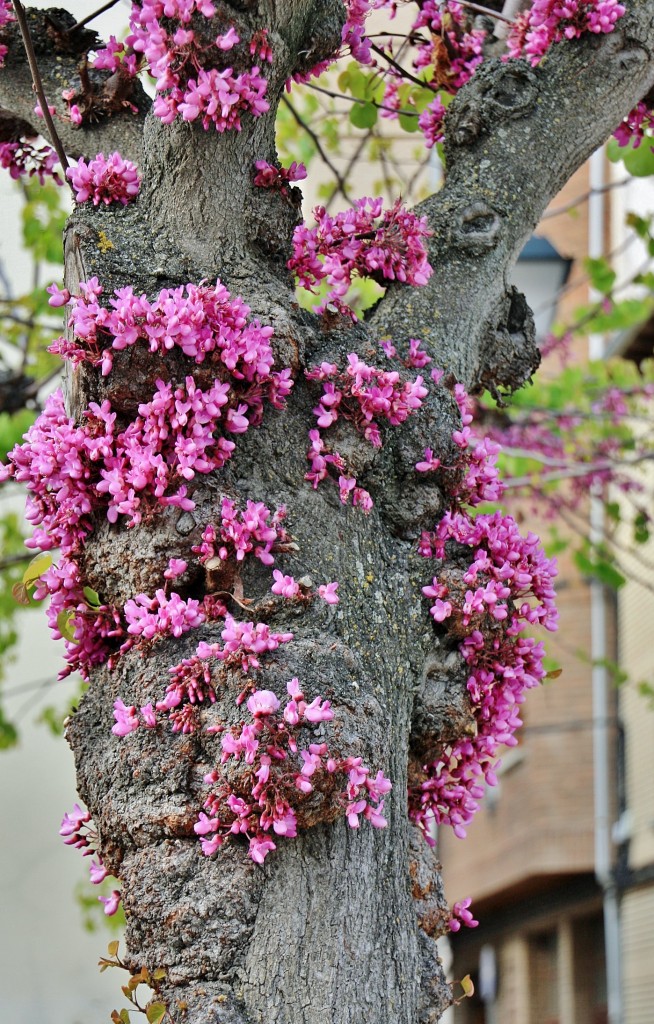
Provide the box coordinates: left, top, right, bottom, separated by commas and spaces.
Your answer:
247, 690, 281, 717
317, 582, 339, 605
249, 837, 276, 864
271, 570, 300, 599
99, 890, 122, 917
164, 558, 187, 580
89, 859, 108, 884
449, 897, 479, 932
66, 152, 141, 206
112, 699, 139, 737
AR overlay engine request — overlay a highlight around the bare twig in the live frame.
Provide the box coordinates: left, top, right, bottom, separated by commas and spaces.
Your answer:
305, 82, 419, 119
457, 1, 515, 24
502, 450, 654, 489
10, 1, 72, 186
281, 95, 354, 204
68, 0, 123, 34
0, 551, 32, 572
543, 177, 631, 220
370, 44, 427, 89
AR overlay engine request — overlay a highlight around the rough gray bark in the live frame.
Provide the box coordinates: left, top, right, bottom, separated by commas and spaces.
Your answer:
4, 3, 654, 1023
0, 7, 150, 160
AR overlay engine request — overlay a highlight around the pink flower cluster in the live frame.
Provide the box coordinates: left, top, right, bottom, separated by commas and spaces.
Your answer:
418, 97, 448, 150
49, 277, 286, 391
193, 498, 290, 567
123, 589, 205, 643
339, 1, 626, 155
374, 2, 483, 149
308, 353, 428, 445
342, 0, 389, 64
413, 377, 504, 505
0, 140, 62, 185
59, 804, 120, 915
450, 382, 504, 506
413, 507, 558, 840
253, 159, 307, 193
613, 102, 654, 150
289, 197, 432, 315
194, 678, 391, 863
412, 2, 485, 88
507, 0, 625, 64
449, 897, 478, 932
94, 1, 270, 131
66, 151, 141, 206
35, 560, 124, 680
0, 303, 290, 671
2, 377, 255, 531
305, 352, 428, 510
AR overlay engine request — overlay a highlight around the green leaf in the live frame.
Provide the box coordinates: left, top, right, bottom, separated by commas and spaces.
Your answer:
584, 257, 616, 295
56, 610, 78, 643
398, 110, 419, 133
83, 586, 101, 608
108, 940, 120, 957
613, 135, 654, 175
460, 975, 475, 998
625, 211, 653, 238
0, 706, 18, 749
349, 102, 377, 130
574, 551, 625, 590
0, 409, 37, 461
634, 511, 650, 545
146, 1004, 167, 1024
22, 552, 53, 586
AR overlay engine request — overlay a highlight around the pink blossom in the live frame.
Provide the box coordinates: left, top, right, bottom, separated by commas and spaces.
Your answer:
289, 197, 432, 316
247, 690, 281, 717
271, 570, 300, 598
164, 558, 187, 579
89, 859, 108, 884
66, 152, 141, 206
216, 26, 239, 49
449, 897, 478, 932
249, 837, 276, 864
99, 890, 122, 916
0, 140, 62, 185
112, 698, 139, 737
254, 160, 307, 192
140, 703, 157, 728
303, 697, 334, 723
416, 449, 441, 473
46, 283, 71, 307
59, 804, 91, 838
318, 582, 339, 605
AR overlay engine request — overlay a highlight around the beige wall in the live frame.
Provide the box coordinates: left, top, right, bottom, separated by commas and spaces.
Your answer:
622, 885, 654, 1024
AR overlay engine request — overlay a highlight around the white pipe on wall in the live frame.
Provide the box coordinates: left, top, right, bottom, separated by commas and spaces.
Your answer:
588, 145, 623, 1024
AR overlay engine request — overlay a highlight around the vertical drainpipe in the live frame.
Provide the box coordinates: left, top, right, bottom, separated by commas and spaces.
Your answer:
588, 147, 623, 1024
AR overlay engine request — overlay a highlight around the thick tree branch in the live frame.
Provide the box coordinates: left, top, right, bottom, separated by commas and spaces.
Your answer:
371, 0, 654, 394
0, 6, 149, 162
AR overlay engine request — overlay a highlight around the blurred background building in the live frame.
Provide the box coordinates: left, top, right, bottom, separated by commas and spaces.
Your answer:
441, 164, 654, 1024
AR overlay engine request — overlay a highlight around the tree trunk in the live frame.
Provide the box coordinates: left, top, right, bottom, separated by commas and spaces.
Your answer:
4, 2, 654, 1022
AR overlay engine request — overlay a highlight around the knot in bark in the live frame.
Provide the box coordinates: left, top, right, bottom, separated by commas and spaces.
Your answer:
453, 200, 503, 253
410, 652, 475, 767
477, 285, 540, 398
446, 59, 539, 147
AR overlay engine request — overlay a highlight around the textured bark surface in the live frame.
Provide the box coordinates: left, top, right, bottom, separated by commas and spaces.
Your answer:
4, 2, 654, 1023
